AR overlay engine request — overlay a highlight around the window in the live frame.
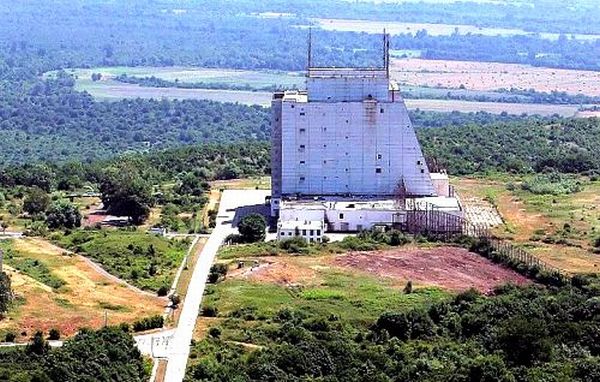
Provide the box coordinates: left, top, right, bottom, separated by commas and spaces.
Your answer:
316, 230, 321, 235
417, 160, 422, 165
302, 229, 307, 235
345, 168, 348, 172
310, 230, 314, 236
300, 160, 305, 164
380, 108, 384, 113
339, 213, 344, 219
291, 105, 295, 109
299, 112, 306, 116
420, 169, 425, 173
377, 154, 382, 160
299, 128, 306, 132
323, 144, 327, 148
300, 176, 305, 181
323, 160, 327, 164
299, 145, 305, 149
376, 167, 382, 174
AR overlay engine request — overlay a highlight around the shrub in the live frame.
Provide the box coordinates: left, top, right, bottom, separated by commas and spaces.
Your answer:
208, 327, 221, 338
201, 305, 218, 317
132, 315, 164, 332
4, 332, 16, 342
48, 328, 61, 340
157, 285, 169, 296
208, 263, 228, 284
403, 280, 413, 294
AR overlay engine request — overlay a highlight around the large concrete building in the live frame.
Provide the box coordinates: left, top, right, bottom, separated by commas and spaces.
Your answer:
271, 34, 462, 236
271, 35, 435, 216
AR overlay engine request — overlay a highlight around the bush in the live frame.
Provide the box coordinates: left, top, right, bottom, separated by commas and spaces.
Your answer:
48, 328, 60, 340
208, 263, 228, 284
157, 285, 169, 296
132, 315, 164, 332
46, 201, 82, 229
4, 332, 16, 342
208, 327, 221, 338
201, 305, 218, 317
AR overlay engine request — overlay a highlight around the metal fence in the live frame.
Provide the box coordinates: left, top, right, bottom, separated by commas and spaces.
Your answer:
404, 203, 565, 278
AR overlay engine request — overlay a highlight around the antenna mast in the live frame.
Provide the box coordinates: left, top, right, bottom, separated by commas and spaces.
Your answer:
383, 29, 390, 78
307, 27, 312, 71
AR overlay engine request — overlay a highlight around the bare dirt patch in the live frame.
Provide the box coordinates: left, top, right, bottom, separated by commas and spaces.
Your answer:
333, 247, 530, 293
231, 256, 322, 286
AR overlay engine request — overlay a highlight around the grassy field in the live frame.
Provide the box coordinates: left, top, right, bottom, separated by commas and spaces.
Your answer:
0, 238, 164, 341
195, 247, 451, 344
454, 175, 600, 274
43, 70, 580, 115
46, 66, 304, 92
43, 63, 594, 116
52, 230, 189, 292
312, 18, 600, 41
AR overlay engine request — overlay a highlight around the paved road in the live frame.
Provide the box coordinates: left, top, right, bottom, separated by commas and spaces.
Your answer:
163, 190, 270, 382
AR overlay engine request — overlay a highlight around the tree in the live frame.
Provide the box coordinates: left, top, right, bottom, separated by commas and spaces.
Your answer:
100, 166, 152, 225
238, 213, 267, 243
46, 201, 81, 229
0, 272, 13, 315
23, 187, 51, 216
26, 331, 49, 355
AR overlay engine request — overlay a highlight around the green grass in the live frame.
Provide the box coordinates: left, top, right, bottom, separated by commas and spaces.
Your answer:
203, 267, 449, 331
52, 229, 188, 292
0, 241, 66, 290
46, 67, 305, 91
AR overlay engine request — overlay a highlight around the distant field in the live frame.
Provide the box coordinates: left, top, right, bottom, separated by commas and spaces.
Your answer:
44, 64, 591, 116
391, 58, 600, 96
49, 66, 305, 89
312, 18, 600, 41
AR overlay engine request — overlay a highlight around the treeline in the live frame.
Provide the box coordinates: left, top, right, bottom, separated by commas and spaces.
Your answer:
114, 74, 293, 92
417, 117, 600, 175
0, 326, 148, 382
0, 142, 270, 192
246, 0, 600, 35
187, 278, 600, 381
3, 1, 600, 81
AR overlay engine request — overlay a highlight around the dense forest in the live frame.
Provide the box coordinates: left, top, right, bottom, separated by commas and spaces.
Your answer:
418, 117, 600, 175
0, 326, 148, 382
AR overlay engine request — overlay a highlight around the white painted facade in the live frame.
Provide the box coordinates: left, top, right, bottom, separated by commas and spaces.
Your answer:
271, 66, 435, 217
277, 219, 324, 242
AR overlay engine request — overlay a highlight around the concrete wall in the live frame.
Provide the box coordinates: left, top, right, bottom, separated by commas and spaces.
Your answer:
325, 208, 405, 232
279, 98, 435, 197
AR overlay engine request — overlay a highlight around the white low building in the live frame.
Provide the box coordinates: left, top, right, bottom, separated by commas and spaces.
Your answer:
277, 219, 324, 243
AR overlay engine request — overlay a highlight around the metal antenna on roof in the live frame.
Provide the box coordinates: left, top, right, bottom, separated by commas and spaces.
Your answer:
383, 29, 390, 78
307, 27, 313, 72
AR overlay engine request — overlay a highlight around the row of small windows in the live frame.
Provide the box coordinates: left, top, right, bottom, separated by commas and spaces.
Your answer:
281, 229, 321, 236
